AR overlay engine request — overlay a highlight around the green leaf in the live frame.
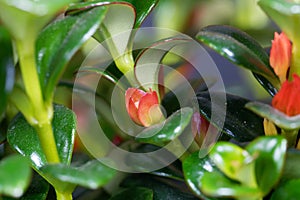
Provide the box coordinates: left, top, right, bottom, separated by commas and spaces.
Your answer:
0, 27, 14, 117
122, 0, 158, 28
41, 160, 116, 189
0, 155, 31, 198
246, 136, 287, 195
0, 0, 77, 40
209, 142, 254, 184
258, 0, 300, 45
200, 171, 261, 198
109, 187, 153, 200
7, 104, 76, 170
246, 101, 300, 130
196, 92, 264, 142
271, 179, 300, 200
197, 25, 280, 88
252, 73, 277, 96
36, 6, 107, 102
121, 175, 199, 200
136, 107, 193, 146
283, 149, 300, 180
135, 37, 190, 93
182, 152, 219, 199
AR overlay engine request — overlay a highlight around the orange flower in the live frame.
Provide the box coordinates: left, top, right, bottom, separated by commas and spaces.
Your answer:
125, 88, 164, 127
270, 32, 292, 83
272, 74, 300, 116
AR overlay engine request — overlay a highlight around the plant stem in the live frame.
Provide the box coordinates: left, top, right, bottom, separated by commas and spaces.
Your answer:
282, 129, 299, 148
15, 38, 60, 163
289, 40, 300, 79
165, 138, 190, 161
56, 190, 73, 200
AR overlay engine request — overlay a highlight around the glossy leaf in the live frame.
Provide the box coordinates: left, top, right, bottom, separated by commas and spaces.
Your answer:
271, 179, 300, 200
197, 25, 280, 88
196, 92, 264, 142
200, 171, 261, 198
121, 175, 198, 200
7, 104, 76, 170
252, 73, 277, 96
0, 155, 31, 198
246, 136, 287, 194
246, 101, 300, 130
0, 0, 76, 40
258, 0, 300, 45
36, 6, 107, 102
41, 160, 116, 189
182, 152, 219, 199
109, 187, 153, 200
136, 107, 193, 146
135, 37, 190, 93
283, 149, 300, 180
0, 27, 14, 117
209, 142, 254, 184
122, 0, 158, 28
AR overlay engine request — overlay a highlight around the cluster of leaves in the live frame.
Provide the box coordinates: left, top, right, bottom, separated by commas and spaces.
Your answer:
1, 0, 300, 200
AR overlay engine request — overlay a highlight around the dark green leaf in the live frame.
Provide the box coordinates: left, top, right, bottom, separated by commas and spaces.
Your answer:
136, 107, 193, 146
121, 175, 198, 200
109, 187, 153, 200
271, 179, 300, 200
246, 101, 300, 130
246, 136, 287, 195
196, 92, 264, 142
0, 155, 31, 198
0, 27, 14, 117
122, 0, 158, 28
182, 152, 219, 199
200, 171, 261, 198
7, 104, 76, 170
197, 25, 280, 88
36, 6, 107, 102
41, 160, 116, 189
252, 73, 277, 97
282, 149, 300, 180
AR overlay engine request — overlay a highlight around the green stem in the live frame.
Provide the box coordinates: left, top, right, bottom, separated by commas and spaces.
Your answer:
56, 190, 73, 200
15, 38, 59, 163
165, 138, 190, 161
282, 129, 299, 148
289, 39, 300, 79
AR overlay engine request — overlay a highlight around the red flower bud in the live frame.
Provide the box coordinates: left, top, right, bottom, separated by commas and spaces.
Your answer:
272, 74, 300, 116
125, 88, 164, 127
270, 32, 292, 83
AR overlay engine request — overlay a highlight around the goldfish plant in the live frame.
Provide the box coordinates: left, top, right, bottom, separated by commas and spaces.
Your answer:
0, 0, 300, 199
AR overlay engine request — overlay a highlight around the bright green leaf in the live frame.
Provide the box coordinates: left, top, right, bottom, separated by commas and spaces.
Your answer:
246, 136, 287, 195
0, 27, 14, 117
246, 101, 300, 130
41, 160, 116, 189
36, 6, 107, 102
196, 92, 264, 142
136, 107, 193, 146
209, 142, 255, 185
7, 104, 76, 170
0, 155, 31, 198
182, 152, 219, 199
200, 171, 262, 199
0, 0, 77, 40
109, 187, 153, 200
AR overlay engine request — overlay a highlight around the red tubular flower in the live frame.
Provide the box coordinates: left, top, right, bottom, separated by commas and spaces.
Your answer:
270, 32, 292, 83
125, 88, 164, 127
272, 74, 300, 116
